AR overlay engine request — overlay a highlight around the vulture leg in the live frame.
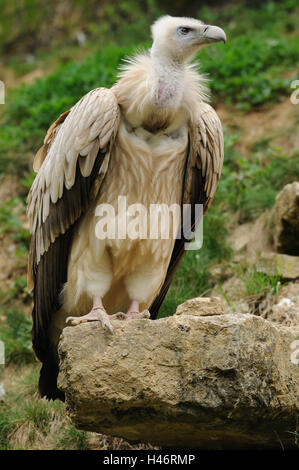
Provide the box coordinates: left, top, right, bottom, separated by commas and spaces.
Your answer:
116, 300, 150, 321
65, 297, 125, 334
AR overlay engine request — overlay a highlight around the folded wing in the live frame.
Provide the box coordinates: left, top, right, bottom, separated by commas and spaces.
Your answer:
27, 88, 120, 363
150, 102, 224, 318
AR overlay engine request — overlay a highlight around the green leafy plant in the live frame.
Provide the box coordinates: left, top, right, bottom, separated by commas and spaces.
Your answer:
0, 308, 34, 364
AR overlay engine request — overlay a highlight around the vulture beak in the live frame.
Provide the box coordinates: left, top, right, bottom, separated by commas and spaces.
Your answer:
200, 25, 227, 44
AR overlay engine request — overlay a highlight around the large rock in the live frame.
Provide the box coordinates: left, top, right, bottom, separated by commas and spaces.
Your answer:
58, 308, 299, 450
274, 182, 299, 256
229, 182, 299, 260
175, 296, 226, 316
231, 211, 274, 261
257, 252, 299, 280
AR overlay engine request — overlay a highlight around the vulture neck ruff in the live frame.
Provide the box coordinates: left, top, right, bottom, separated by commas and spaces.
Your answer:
114, 52, 209, 133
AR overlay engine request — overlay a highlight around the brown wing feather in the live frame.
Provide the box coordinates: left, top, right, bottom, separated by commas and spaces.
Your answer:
27, 88, 120, 398
150, 103, 224, 319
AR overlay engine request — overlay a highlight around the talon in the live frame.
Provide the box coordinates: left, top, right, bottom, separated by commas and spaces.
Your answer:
140, 309, 151, 319
103, 321, 114, 334
65, 305, 114, 334
123, 309, 151, 320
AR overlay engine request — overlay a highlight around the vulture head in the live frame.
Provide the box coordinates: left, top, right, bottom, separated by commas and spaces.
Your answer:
151, 15, 226, 63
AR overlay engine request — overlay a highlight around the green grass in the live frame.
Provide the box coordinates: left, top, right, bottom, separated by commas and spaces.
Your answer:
0, 201, 32, 366
220, 140, 299, 222
0, 363, 153, 450
54, 426, 88, 450
0, 308, 34, 365
0, 0, 160, 59
1, 0, 297, 60
199, 1, 299, 108
0, 197, 30, 247
0, 45, 134, 174
0, 365, 90, 449
200, 0, 298, 36
200, 35, 298, 109
239, 268, 281, 298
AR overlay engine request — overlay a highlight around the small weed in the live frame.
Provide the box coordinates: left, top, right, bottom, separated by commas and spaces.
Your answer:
240, 268, 281, 297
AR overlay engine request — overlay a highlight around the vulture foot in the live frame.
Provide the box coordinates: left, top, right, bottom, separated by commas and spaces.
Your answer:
66, 307, 124, 334
116, 309, 151, 320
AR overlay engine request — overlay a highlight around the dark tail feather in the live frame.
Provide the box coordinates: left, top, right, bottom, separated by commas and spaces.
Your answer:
39, 357, 65, 401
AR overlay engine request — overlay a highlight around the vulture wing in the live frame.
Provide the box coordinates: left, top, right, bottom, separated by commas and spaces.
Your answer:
150, 102, 224, 318
27, 88, 120, 397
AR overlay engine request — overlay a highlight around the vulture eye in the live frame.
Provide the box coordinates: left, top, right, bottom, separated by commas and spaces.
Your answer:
177, 27, 192, 36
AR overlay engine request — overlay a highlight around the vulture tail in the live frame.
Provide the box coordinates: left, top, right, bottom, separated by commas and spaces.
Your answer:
38, 353, 65, 401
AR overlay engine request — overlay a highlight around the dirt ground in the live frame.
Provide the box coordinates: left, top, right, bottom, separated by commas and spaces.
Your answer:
217, 95, 299, 156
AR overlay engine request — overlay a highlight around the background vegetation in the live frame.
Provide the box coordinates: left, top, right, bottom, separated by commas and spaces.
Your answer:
0, 0, 298, 449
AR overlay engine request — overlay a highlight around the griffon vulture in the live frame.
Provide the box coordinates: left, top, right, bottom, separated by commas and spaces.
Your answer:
27, 16, 226, 400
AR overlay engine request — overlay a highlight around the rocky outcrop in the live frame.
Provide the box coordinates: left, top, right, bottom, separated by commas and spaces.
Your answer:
274, 182, 299, 256
228, 182, 299, 281
58, 305, 299, 450
230, 182, 299, 262
245, 210, 274, 261
175, 296, 226, 316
